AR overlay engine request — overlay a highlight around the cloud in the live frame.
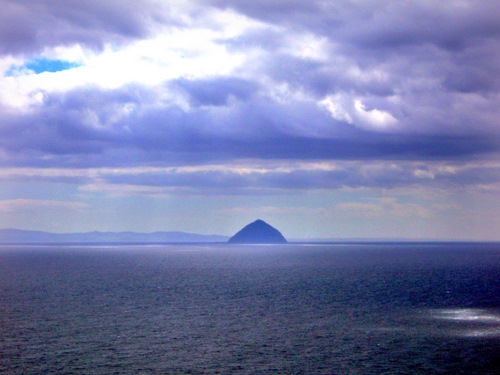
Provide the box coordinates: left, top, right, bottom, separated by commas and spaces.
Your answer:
1, 160, 498, 197
0, 0, 178, 55
174, 77, 260, 107
0, 71, 498, 173
1, 0, 499, 142
0, 0, 497, 208
321, 95, 398, 131
208, 0, 500, 49
212, 0, 500, 135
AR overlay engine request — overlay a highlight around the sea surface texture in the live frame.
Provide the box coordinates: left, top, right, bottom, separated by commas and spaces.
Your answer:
0, 243, 499, 374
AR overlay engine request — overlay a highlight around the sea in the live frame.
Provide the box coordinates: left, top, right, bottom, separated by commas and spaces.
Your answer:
0, 242, 498, 374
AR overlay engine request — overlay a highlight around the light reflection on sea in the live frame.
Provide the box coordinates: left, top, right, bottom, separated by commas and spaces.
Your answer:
428, 308, 500, 338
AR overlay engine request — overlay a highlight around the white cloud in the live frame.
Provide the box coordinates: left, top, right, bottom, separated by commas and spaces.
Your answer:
284, 32, 330, 61
0, 7, 264, 108
353, 99, 398, 130
320, 94, 398, 131
320, 94, 354, 124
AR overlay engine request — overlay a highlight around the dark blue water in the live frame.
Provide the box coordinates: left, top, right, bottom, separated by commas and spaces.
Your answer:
0, 243, 499, 374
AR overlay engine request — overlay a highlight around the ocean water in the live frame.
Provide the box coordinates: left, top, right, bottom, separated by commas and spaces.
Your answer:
0, 242, 498, 374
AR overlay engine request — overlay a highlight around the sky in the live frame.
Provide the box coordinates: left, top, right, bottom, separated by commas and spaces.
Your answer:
0, 0, 499, 240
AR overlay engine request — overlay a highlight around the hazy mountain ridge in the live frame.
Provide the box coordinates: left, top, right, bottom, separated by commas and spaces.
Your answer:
0, 228, 228, 243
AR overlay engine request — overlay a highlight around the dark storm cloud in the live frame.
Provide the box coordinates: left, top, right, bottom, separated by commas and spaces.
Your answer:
0, 0, 173, 55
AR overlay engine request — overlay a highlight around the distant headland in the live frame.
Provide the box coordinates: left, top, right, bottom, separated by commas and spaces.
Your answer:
228, 219, 287, 244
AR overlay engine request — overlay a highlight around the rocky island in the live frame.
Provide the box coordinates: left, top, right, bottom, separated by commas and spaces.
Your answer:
228, 219, 287, 244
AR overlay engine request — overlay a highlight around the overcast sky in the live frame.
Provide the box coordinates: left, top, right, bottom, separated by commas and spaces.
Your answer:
0, 0, 499, 240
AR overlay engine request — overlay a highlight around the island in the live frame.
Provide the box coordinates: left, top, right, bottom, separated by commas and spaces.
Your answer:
228, 219, 288, 244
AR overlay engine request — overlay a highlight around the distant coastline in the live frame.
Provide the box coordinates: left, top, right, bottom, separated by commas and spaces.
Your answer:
0, 228, 228, 244
0, 228, 497, 245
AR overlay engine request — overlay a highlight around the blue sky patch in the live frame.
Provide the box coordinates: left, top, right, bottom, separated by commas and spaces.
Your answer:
6, 58, 81, 76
